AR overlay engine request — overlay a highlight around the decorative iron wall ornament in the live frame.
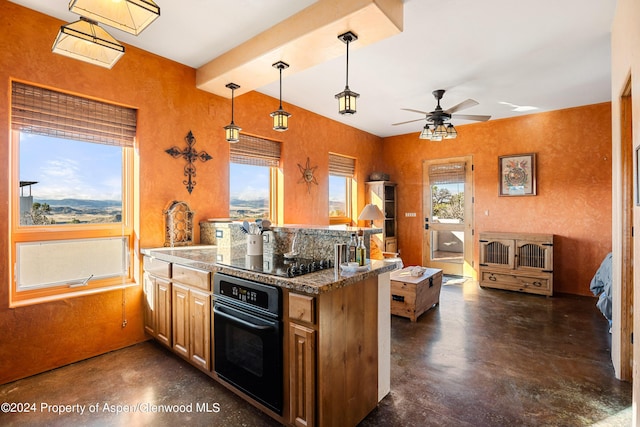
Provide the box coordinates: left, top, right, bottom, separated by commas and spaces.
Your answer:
163, 200, 194, 247
298, 157, 318, 193
165, 130, 212, 194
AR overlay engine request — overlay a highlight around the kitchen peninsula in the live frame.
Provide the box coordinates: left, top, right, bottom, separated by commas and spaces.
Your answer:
142, 225, 396, 427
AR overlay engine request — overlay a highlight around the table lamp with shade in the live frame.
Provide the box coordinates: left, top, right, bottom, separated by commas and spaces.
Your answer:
358, 204, 385, 227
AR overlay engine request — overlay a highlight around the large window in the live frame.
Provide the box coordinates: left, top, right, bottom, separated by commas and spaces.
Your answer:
10, 81, 136, 306
328, 153, 355, 224
229, 134, 281, 220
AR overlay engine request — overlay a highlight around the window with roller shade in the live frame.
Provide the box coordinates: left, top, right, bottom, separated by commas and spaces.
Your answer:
329, 153, 355, 224
9, 81, 136, 306
429, 162, 466, 222
229, 134, 281, 220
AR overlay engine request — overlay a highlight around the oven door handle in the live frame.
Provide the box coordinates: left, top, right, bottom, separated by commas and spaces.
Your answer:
214, 306, 273, 331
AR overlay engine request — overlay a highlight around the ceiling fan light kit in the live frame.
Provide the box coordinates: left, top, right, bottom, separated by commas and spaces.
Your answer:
393, 89, 491, 140
335, 31, 360, 115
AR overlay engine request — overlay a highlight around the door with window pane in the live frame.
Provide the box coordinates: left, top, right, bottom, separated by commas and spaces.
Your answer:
422, 157, 474, 277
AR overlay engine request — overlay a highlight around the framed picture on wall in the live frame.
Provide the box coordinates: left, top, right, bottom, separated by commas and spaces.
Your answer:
499, 153, 537, 196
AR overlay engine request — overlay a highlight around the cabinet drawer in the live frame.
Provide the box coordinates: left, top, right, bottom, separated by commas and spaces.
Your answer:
143, 256, 171, 279
289, 293, 315, 324
173, 264, 211, 291
480, 271, 551, 295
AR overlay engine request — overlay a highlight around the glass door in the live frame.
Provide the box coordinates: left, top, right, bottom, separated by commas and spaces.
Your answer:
422, 156, 474, 277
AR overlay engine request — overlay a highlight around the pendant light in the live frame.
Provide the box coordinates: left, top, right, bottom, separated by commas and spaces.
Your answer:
335, 31, 359, 115
270, 61, 291, 131
224, 83, 241, 143
69, 0, 161, 36
52, 17, 125, 69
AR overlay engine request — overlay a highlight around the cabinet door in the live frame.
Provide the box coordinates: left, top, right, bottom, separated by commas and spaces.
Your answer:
156, 278, 172, 347
289, 323, 316, 427
515, 239, 553, 272
479, 238, 515, 269
172, 283, 190, 359
189, 289, 211, 371
142, 272, 156, 336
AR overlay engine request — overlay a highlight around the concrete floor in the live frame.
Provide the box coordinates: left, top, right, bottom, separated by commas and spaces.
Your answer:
0, 279, 632, 426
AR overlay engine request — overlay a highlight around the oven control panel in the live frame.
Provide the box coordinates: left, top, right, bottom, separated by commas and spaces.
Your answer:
219, 281, 268, 308
214, 273, 280, 315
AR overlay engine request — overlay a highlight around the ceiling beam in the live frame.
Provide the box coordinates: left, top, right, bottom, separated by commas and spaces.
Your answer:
196, 0, 403, 98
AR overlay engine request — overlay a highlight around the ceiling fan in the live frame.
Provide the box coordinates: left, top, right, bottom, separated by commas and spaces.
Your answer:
392, 89, 491, 140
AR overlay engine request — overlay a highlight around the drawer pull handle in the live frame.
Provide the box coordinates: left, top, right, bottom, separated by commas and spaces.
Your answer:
532, 281, 542, 287
392, 295, 405, 303
488, 274, 497, 281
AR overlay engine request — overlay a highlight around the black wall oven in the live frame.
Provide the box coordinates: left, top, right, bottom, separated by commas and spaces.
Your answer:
213, 273, 283, 414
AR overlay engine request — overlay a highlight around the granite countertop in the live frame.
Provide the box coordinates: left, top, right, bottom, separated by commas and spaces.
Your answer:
141, 246, 397, 295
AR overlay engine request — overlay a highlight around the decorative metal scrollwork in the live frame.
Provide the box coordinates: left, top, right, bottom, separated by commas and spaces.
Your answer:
165, 130, 212, 194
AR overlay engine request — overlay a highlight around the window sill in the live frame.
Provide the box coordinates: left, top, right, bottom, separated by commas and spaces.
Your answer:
10, 281, 138, 308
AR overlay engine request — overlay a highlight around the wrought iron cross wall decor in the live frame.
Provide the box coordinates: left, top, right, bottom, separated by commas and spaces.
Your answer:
165, 131, 212, 194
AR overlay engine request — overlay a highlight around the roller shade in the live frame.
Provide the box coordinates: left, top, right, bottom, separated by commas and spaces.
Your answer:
230, 134, 281, 167
11, 81, 136, 147
329, 153, 355, 177
429, 162, 466, 185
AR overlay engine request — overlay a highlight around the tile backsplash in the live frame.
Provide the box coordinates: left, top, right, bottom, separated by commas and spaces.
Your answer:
200, 221, 380, 261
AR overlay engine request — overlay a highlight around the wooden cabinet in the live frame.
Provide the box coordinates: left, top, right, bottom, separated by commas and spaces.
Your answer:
289, 323, 316, 427
155, 277, 172, 347
142, 256, 172, 347
479, 232, 554, 296
172, 271, 212, 372
143, 256, 211, 372
366, 181, 397, 258
142, 272, 156, 336
286, 276, 379, 427
288, 292, 316, 427
189, 288, 211, 371
172, 282, 190, 358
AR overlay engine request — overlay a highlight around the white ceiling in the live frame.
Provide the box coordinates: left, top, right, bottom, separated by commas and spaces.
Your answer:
10, 0, 616, 138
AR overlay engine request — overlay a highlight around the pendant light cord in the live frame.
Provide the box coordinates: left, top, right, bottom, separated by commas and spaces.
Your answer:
345, 36, 351, 88
279, 66, 283, 109
230, 87, 235, 124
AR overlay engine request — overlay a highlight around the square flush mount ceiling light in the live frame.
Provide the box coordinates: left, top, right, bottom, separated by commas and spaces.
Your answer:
69, 0, 161, 35
52, 18, 125, 69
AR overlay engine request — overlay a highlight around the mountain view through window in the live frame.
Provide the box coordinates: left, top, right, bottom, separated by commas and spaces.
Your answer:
19, 133, 122, 225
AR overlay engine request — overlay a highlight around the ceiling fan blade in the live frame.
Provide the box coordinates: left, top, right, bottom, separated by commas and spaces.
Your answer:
401, 108, 429, 115
392, 118, 426, 126
445, 99, 479, 114
452, 113, 492, 122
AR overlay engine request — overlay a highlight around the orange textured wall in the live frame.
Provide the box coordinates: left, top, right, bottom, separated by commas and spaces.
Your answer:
383, 103, 612, 295
0, 1, 383, 383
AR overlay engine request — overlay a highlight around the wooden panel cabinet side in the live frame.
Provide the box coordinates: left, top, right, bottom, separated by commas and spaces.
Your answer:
142, 272, 156, 337
288, 323, 316, 427
172, 282, 190, 359
316, 276, 378, 427
189, 288, 211, 371
155, 277, 172, 347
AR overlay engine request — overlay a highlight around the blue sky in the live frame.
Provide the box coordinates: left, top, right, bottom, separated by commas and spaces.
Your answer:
19, 133, 122, 200
229, 163, 270, 200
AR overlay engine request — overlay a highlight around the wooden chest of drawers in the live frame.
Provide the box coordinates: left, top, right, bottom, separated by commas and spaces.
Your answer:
390, 267, 442, 322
